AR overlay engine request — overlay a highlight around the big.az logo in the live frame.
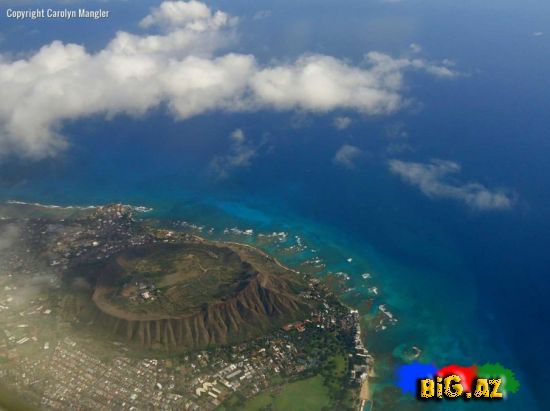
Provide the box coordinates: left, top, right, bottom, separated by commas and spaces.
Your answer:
396, 362, 520, 400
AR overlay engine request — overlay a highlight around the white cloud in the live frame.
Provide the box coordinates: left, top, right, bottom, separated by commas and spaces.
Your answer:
533, 31, 544, 37
333, 116, 352, 130
409, 43, 422, 53
333, 144, 362, 169
251, 54, 404, 113
139, 0, 237, 31
210, 128, 259, 179
388, 159, 514, 211
229, 128, 245, 143
0, 1, 458, 159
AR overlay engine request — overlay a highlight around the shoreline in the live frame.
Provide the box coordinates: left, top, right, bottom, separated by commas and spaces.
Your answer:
5, 199, 153, 213
3, 200, 375, 408
198, 239, 374, 409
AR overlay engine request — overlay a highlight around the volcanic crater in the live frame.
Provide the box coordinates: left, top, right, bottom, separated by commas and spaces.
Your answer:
73, 240, 311, 351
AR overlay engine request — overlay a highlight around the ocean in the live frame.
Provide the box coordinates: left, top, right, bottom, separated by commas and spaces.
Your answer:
1, 106, 546, 410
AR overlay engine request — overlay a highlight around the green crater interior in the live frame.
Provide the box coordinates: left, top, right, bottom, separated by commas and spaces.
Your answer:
96, 243, 255, 317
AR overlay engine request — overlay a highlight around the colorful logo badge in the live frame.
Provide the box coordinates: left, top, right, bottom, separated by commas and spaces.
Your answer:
397, 362, 520, 400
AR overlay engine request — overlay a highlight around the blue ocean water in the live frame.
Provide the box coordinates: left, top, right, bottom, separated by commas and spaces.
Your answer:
1, 1, 550, 410
1, 108, 546, 410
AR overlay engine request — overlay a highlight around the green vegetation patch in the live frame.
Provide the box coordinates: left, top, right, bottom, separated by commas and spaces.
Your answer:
97, 243, 253, 315
224, 350, 353, 411
239, 376, 331, 411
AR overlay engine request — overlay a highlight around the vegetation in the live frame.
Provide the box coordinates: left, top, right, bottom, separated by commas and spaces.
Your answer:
100, 243, 251, 315
224, 376, 330, 411
221, 330, 355, 411
68, 239, 312, 351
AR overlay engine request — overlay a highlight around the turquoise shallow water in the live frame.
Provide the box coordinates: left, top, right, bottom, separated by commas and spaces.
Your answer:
0, 110, 543, 409
1, 2, 549, 408
128, 195, 535, 410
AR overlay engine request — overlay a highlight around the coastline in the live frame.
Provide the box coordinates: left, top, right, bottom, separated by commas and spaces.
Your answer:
2, 200, 375, 409
6, 200, 153, 213
203, 240, 374, 409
